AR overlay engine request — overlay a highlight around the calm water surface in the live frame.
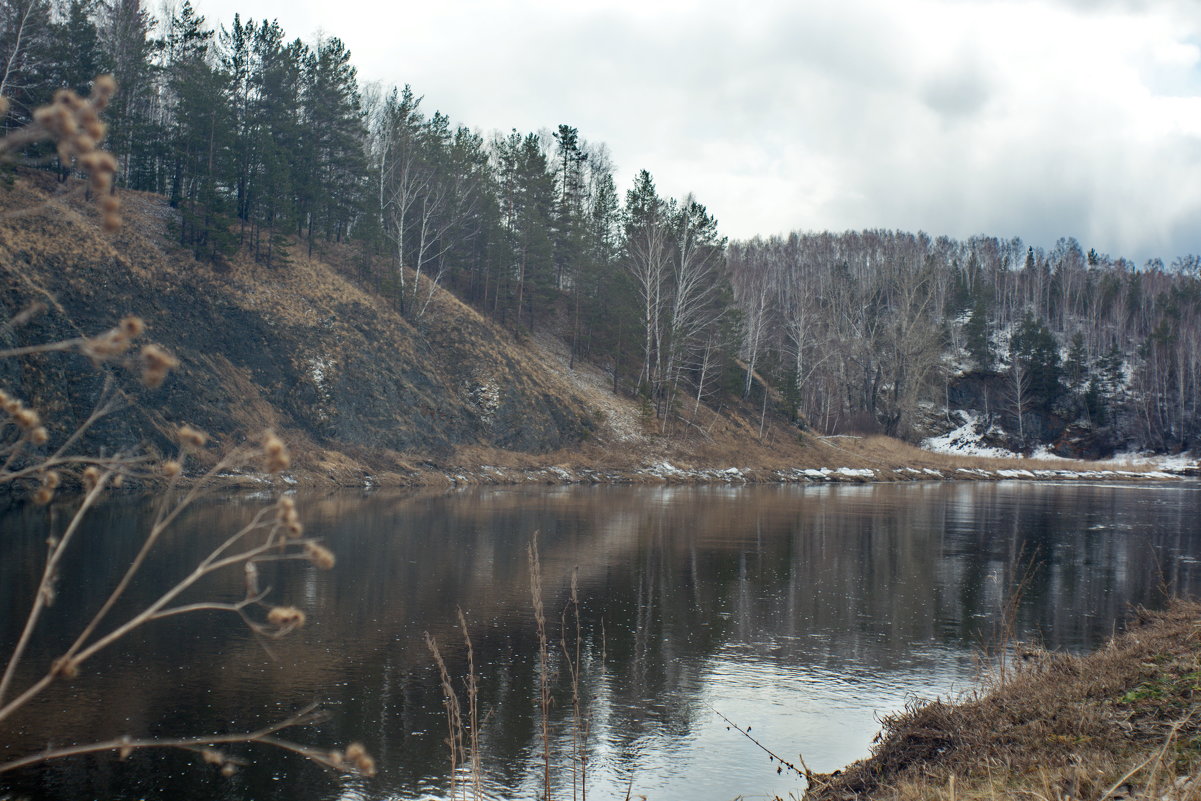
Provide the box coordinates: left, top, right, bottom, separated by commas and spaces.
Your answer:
3, 481, 1201, 801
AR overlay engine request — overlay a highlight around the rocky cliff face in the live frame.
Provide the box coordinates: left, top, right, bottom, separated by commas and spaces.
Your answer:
0, 175, 594, 477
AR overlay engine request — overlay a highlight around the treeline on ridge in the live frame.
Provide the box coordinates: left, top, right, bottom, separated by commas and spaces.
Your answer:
2, 0, 1199, 455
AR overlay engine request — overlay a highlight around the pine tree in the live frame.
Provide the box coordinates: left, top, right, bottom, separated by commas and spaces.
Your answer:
964, 292, 995, 371
97, 0, 161, 190
300, 36, 366, 249
49, 0, 101, 95
164, 0, 235, 259
1009, 313, 1062, 412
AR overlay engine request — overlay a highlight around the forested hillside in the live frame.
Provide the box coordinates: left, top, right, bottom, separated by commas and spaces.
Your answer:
3, 0, 1198, 457
730, 234, 1201, 456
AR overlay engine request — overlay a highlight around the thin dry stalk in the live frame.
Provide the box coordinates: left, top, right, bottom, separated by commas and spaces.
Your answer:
978, 546, 1041, 688
529, 531, 552, 801
712, 705, 806, 779
0, 703, 353, 776
457, 608, 482, 801
426, 631, 465, 800
0, 464, 114, 710
560, 567, 587, 801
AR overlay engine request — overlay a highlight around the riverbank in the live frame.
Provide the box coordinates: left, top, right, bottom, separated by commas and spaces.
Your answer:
805, 601, 1201, 801
208, 430, 1196, 489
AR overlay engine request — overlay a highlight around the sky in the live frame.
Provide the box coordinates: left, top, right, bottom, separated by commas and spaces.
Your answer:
193, 0, 1201, 264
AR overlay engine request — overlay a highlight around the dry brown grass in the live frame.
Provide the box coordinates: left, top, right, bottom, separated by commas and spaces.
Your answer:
806, 602, 1201, 801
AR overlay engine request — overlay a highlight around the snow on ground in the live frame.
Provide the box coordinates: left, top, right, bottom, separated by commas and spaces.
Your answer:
1108, 451, 1200, 473
920, 412, 1014, 458
1029, 445, 1071, 461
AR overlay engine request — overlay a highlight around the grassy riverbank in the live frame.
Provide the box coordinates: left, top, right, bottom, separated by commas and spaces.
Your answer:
806, 601, 1201, 801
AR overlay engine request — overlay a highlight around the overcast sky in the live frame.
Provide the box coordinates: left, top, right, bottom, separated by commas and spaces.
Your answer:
195, 0, 1201, 264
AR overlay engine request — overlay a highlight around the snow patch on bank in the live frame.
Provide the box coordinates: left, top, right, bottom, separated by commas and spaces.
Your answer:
1109, 451, 1200, 474
921, 413, 1012, 458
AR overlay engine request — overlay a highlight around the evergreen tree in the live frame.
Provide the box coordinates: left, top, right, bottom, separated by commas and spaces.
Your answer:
97, 0, 161, 190
48, 0, 101, 95
494, 131, 554, 329
300, 36, 366, 248
964, 292, 995, 371
551, 123, 586, 291
1009, 313, 1062, 412
164, 0, 235, 259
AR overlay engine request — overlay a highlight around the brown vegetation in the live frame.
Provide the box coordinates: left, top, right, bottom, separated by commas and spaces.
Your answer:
806, 602, 1201, 801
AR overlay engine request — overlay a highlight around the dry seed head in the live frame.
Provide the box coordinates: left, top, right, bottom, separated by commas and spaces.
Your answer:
111, 472, 124, 488
162, 460, 182, 478
101, 194, 121, 214
201, 748, 224, 766
13, 407, 40, 430
118, 738, 133, 760
33, 486, 54, 506
103, 212, 123, 232
51, 656, 80, 679
82, 466, 101, 491
83, 330, 128, 360
91, 74, 117, 107
329, 749, 343, 767
262, 431, 290, 473
54, 88, 83, 109
343, 743, 375, 776
177, 425, 208, 449
266, 606, 306, 628
305, 542, 335, 570
141, 344, 179, 388
45, 470, 60, 489
119, 316, 144, 338
220, 763, 236, 778
30, 425, 48, 445
84, 117, 106, 141
89, 171, 110, 194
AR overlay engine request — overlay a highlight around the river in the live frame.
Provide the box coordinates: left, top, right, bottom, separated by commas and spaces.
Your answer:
2, 480, 1200, 800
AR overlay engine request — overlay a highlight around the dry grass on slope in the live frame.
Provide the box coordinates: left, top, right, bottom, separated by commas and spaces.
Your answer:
806, 602, 1201, 801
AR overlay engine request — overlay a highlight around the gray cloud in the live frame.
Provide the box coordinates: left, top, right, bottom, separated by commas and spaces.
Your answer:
200, 0, 1201, 262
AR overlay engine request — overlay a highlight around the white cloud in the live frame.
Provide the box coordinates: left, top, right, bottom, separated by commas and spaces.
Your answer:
197, 0, 1201, 261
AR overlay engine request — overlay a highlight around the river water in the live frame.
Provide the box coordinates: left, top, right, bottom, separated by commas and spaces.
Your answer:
2, 481, 1201, 801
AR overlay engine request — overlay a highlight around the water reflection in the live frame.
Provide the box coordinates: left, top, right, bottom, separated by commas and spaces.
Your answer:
2, 481, 1200, 801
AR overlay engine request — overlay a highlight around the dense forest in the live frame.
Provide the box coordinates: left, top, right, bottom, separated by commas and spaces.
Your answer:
2, 0, 1199, 456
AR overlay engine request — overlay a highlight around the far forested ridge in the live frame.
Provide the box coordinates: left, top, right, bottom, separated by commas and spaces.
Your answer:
3, 0, 1198, 456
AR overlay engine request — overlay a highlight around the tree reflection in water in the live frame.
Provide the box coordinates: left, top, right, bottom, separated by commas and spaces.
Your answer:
2, 481, 1199, 800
